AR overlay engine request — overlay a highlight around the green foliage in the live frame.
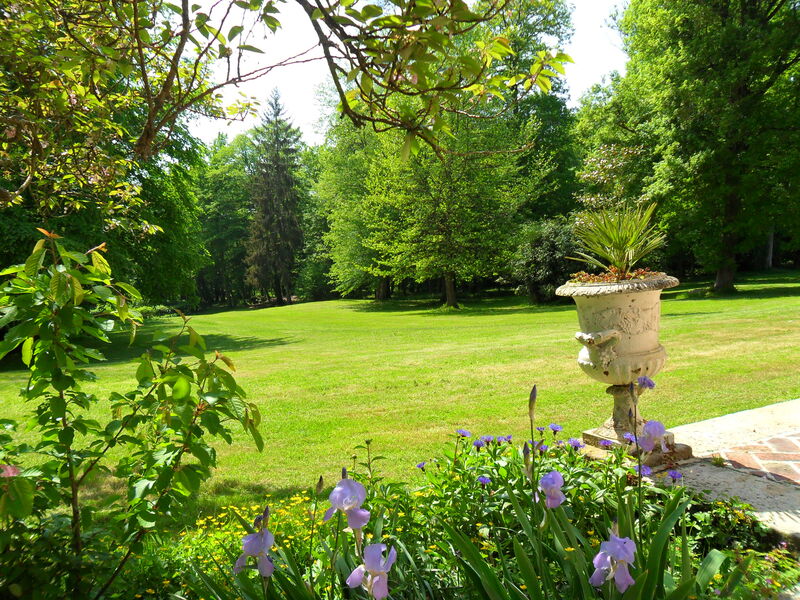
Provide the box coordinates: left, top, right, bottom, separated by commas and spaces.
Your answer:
572, 204, 666, 276
1, 0, 569, 227
591, 0, 800, 289
319, 119, 387, 299
364, 119, 520, 307
511, 217, 580, 301
0, 234, 262, 598
195, 134, 256, 306
128, 431, 796, 599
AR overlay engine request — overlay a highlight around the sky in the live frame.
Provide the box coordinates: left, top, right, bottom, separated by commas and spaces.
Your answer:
189, 0, 629, 146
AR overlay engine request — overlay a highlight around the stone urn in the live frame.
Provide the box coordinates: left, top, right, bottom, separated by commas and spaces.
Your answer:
556, 274, 691, 461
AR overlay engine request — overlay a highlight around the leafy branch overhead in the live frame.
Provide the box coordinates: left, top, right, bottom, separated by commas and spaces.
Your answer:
0, 0, 569, 219
298, 0, 572, 156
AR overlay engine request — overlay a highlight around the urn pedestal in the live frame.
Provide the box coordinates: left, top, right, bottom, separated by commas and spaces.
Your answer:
555, 274, 692, 463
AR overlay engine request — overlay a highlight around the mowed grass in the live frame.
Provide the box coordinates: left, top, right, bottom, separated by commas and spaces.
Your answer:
1, 270, 799, 497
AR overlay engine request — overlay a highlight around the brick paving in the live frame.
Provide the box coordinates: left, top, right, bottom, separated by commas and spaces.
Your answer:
713, 430, 800, 485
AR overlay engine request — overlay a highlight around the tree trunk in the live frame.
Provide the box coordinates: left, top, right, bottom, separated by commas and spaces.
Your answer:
443, 272, 458, 308
274, 276, 285, 306
375, 277, 391, 300
714, 226, 737, 293
713, 144, 745, 293
764, 226, 774, 270
714, 263, 736, 293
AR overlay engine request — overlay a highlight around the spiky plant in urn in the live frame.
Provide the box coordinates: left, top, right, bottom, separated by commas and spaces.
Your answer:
556, 204, 691, 464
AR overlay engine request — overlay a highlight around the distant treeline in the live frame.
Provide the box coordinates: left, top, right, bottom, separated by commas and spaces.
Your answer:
2, 0, 798, 308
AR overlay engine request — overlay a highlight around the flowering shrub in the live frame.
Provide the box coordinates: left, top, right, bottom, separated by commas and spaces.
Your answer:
3, 237, 795, 598
147, 422, 798, 600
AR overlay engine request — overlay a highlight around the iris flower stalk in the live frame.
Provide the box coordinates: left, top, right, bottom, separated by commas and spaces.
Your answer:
589, 527, 637, 593
629, 383, 644, 545
527, 385, 538, 489
452, 429, 464, 474
233, 507, 275, 598
325, 469, 372, 600
307, 476, 324, 590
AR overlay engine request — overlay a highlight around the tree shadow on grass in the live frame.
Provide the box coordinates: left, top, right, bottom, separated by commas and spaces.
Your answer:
664, 285, 800, 302
662, 269, 800, 302
345, 295, 575, 317
661, 312, 718, 318
0, 330, 297, 373
80, 474, 307, 532
99, 332, 298, 365
169, 480, 315, 528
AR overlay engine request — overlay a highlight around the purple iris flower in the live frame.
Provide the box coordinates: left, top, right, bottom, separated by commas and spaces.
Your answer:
536, 426, 546, 433
639, 420, 668, 453
623, 432, 637, 444
568, 437, 585, 449
538, 444, 549, 453
473, 439, 485, 449
324, 478, 370, 530
497, 434, 512, 443
538, 470, 566, 508
477, 476, 491, 487
599, 439, 614, 448
480, 435, 495, 444
644, 421, 666, 438
634, 465, 652, 477
456, 428, 471, 438
233, 528, 275, 577
416, 462, 426, 470
548, 423, 563, 435
668, 470, 682, 483
637, 376, 656, 389
347, 543, 397, 600
589, 532, 637, 593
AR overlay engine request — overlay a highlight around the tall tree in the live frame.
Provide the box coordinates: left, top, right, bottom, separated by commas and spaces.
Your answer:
364, 115, 520, 308
195, 134, 254, 305
245, 91, 304, 304
319, 117, 390, 299
618, 0, 800, 290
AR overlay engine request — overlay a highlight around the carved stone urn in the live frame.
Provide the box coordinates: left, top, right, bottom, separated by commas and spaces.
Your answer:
556, 274, 690, 460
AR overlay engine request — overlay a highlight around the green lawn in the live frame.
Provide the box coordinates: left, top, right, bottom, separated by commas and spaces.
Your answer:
2, 270, 799, 498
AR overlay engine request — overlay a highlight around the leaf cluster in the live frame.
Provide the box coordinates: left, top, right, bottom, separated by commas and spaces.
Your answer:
0, 232, 262, 598
571, 204, 666, 277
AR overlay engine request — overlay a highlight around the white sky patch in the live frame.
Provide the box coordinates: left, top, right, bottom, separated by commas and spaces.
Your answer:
188, 0, 629, 147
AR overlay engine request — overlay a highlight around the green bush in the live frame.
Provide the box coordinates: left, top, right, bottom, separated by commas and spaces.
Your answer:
0, 233, 262, 598
511, 217, 581, 302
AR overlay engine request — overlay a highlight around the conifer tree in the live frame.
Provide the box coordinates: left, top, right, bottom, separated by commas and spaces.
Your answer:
245, 90, 304, 304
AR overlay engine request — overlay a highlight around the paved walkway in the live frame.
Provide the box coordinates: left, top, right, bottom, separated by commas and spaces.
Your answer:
716, 430, 800, 485
670, 399, 800, 599
671, 398, 800, 543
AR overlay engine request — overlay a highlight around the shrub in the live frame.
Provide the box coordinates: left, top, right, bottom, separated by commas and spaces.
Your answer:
571, 204, 666, 277
0, 233, 262, 598
511, 216, 581, 302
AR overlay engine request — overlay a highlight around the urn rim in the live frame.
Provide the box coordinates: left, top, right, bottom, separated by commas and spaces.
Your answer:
555, 273, 679, 297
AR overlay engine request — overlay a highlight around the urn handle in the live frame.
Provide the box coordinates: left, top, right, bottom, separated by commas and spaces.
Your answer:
575, 329, 621, 369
